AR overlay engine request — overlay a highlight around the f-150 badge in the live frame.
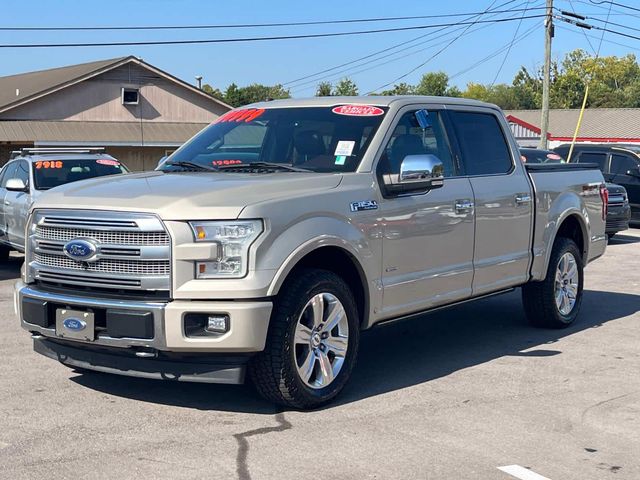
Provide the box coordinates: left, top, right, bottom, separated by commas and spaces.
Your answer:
350, 200, 378, 212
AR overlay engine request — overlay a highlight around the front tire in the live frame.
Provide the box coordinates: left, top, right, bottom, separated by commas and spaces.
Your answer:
249, 269, 360, 409
522, 238, 584, 328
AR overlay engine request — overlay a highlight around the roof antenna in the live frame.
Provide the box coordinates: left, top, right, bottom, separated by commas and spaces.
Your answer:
195, 75, 203, 89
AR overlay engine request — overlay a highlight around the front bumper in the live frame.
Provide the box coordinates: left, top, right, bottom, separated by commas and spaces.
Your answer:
33, 337, 248, 384
16, 281, 273, 353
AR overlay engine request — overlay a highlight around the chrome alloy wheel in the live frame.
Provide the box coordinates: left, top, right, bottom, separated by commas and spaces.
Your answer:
293, 292, 349, 389
554, 252, 579, 316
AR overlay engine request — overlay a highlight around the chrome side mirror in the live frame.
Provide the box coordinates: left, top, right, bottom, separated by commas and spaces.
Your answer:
5, 178, 28, 192
400, 154, 444, 186
381, 154, 445, 195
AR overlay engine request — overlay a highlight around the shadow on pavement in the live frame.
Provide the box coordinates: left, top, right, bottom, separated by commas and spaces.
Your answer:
0, 254, 23, 281
70, 289, 639, 414
609, 234, 640, 245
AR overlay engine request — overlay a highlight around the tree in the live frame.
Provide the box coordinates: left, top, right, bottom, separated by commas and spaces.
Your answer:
223, 83, 290, 107
415, 72, 450, 96
201, 83, 225, 102
332, 78, 358, 96
316, 81, 333, 96
380, 82, 415, 96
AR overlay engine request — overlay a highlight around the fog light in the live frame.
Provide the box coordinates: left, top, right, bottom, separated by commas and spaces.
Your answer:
206, 315, 229, 333
184, 313, 230, 337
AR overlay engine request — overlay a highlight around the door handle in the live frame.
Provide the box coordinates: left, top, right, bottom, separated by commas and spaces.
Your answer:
4, 201, 10, 206
455, 199, 474, 214
515, 193, 532, 206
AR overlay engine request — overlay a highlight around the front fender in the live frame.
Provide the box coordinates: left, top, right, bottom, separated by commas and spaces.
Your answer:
263, 216, 377, 294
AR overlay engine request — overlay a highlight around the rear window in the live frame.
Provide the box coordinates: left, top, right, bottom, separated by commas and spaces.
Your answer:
449, 111, 513, 175
34, 158, 127, 190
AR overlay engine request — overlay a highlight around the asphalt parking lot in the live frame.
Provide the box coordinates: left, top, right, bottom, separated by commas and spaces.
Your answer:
1, 231, 639, 480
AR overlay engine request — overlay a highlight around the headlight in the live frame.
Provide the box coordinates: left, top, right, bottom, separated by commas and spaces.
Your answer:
189, 220, 263, 278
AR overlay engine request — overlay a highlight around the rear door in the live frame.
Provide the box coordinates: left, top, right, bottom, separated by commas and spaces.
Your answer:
447, 108, 534, 295
5, 160, 32, 249
0, 162, 18, 244
610, 152, 640, 222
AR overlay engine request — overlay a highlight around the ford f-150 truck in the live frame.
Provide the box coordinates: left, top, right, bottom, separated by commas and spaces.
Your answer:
16, 97, 608, 408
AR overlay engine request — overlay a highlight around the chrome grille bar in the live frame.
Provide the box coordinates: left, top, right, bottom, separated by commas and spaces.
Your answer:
28, 210, 171, 292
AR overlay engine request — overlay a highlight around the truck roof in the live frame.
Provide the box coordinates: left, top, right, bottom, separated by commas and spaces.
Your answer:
248, 95, 500, 110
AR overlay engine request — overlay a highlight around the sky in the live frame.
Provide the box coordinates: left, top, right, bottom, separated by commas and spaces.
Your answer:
0, 0, 638, 97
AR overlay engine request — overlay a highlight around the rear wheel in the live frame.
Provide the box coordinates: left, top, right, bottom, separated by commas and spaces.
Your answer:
249, 269, 360, 409
522, 238, 584, 328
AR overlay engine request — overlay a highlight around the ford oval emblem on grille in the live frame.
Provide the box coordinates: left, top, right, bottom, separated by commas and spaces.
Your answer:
63, 318, 86, 331
63, 239, 98, 261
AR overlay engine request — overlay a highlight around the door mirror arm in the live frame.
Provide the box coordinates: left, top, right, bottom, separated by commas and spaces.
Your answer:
5, 178, 28, 192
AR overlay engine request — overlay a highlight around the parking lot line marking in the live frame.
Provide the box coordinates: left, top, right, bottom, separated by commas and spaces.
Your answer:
498, 465, 552, 480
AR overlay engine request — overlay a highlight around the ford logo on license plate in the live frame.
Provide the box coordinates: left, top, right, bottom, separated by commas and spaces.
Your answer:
63, 318, 87, 331
63, 239, 98, 261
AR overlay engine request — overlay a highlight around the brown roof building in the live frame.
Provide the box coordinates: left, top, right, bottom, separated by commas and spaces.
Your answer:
0, 56, 231, 170
505, 108, 640, 148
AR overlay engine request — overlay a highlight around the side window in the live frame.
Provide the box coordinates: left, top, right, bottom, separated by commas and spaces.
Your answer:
15, 161, 30, 186
610, 154, 637, 175
577, 152, 607, 171
449, 111, 512, 176
0, 162, 17, 188
378, 110, 455, 177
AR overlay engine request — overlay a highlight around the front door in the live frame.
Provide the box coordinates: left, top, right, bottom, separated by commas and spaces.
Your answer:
377, 107, 475, 319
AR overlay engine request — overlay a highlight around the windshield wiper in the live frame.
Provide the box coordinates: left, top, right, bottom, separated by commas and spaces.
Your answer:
217, 162, 311, 172
162, 161, 218, 172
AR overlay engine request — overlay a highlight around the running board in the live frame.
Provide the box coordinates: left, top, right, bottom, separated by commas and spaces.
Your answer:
373, 288, 516, 328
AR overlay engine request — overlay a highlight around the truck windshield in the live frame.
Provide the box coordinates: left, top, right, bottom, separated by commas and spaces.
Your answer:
160, 105, 388, 173
34, 158, 128, 190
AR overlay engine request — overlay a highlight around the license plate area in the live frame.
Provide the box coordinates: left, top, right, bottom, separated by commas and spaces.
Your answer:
56, 308, 95, 341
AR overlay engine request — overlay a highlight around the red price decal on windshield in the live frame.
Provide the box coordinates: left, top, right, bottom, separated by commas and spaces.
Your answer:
35, 161, 63, 169
216, 108, 265, 123
212, 160, 243, 166
96, 159, 120, 166
332, 105, 385, 116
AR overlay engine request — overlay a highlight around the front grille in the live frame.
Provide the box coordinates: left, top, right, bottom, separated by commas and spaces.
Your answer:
36, 225, 169, 245
28, 210, 171, 292
34, 253, 170, 275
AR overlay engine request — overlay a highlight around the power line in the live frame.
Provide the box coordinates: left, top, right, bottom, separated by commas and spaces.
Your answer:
0, 15, 547, 49
451, 23, 539, 80
557, 24, 639, 51
490, 0, 532, 86
567, 0, 598, 53
0, 7, 548, 31
587, 0, 640, 13
366, 0, 506, 94
290, 4, 543, 94
283, 0, 530, 87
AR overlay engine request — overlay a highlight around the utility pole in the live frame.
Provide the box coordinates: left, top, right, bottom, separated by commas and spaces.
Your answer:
539, 0, 554, 149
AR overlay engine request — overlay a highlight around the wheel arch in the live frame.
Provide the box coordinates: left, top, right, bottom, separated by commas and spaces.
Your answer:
268, 241, 370, 329
540, 211, 589, 279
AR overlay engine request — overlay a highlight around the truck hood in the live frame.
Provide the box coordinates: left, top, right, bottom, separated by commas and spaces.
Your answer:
33, 171, 343, 220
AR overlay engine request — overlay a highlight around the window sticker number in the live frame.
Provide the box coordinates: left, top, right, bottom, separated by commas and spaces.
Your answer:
35, 161, 63, 169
